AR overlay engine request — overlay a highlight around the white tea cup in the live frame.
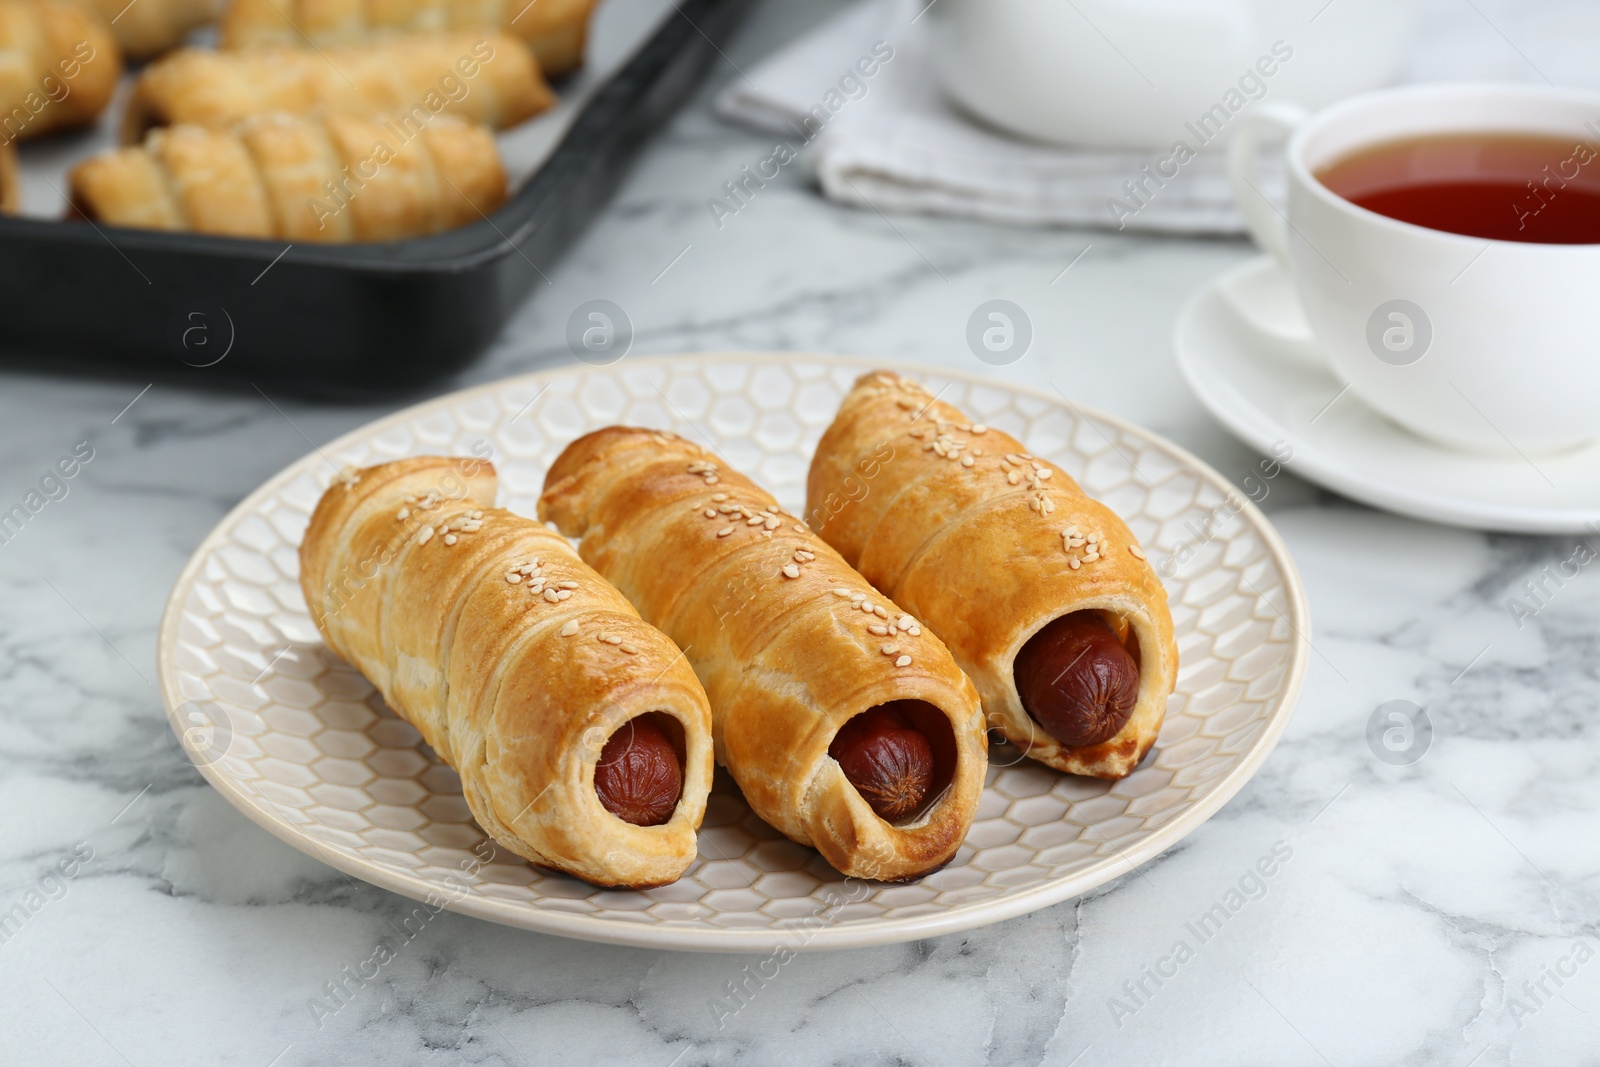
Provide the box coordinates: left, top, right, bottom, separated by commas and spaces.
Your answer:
1228, 83, 1600, 456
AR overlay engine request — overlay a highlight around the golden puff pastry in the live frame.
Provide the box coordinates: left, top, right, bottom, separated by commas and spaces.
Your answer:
81, 0, 215, 59
0, 140, 16, 213
221, 0, 600, 80
807, 372, 1178, 780
71, 112, 506, 241
540, 427, 988, 883
124, 31, 553, 143
300, 455, 715, 889
0, 0, 120, 143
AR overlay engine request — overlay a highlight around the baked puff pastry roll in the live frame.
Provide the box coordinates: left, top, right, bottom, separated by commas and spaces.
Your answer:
221, 0, 600, 80
0, 141, 17, 213
71, 112, 505, 241
0, 0, 120, 142
807, 372, 1178, 780
123, 32, 553, 143
82, 0, 214, 59
540, 428, 988, 882
300, 456, 715, 890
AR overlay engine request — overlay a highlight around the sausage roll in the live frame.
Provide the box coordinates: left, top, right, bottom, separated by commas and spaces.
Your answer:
72, 112, 505, 241
807, 372, 1178, 780
220, 0, 600, 79
0, 0, 120, 141
0, 140, 17, 213
81, 0, 215, 59
300, 455, 715, 889
124, 31, 553, 143
540, 428, 988, 882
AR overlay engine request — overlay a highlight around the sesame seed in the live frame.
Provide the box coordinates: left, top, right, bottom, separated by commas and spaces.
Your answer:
869, 624, 888, 635
543, 588, 561, 603
881, 644, 899, 655
851, 593, 866, 602
961, 455, 974, 468
717, 527, 733, 537
556, 589, 572, 600
1084, 551, 1100, 562
604, 634, 623, 645
972, 424, 988, 434
861, 601, 875, 613
796, 550, 815, 561
1036, 468, 1052, 480
560, 621, 579, 637
907, 625, 921, 636
1088, 533, 1101, 543
396, 507, 409, 520
793, 525, 807, 534
705, 476, 719, 485
1006, 453, 1024, 464
418, 526, 434, 545
894, 655, 912, 667
705, 509, 717, 518
766, 506, 779, 514
765, 516, 781, 530
558, 581, 578, 590
1069, 558, 1081, 570
1007, 471, 1021, 485
874, 606, 888, 618
782, 564, 800, 579
619, 643, 637, 655
506, 573, 522, 584
747, 516, 765, 526
712, 493, 728, 501
1129, 544, 1146, 560
833, 589, 854, 598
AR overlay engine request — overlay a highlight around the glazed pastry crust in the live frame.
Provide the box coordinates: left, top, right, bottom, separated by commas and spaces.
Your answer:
0, 0, 120, 141
124, 31, 553, 143
299, 456, 715, 889
72, 112, 505, 241
81, 0, 215, 59
539, 427, 988, 882
807, 372, 1178, 779
0, 140, 16, 213
220, 0, 600, 78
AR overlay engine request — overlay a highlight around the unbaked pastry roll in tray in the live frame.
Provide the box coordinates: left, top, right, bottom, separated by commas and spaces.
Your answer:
71, 112, 505, 241
123, 31, 552, 142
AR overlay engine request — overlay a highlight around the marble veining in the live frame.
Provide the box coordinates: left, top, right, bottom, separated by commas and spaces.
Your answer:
1, 0, 1597, 1062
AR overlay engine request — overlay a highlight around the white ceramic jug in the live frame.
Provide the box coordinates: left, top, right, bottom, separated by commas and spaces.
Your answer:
927, 0, 1425, 150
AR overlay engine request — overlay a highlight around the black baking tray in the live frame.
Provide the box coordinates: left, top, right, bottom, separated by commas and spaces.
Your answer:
0, 0, 750, 398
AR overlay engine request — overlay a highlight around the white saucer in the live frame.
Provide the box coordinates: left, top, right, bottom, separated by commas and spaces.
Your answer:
1175, 256, 1600, 535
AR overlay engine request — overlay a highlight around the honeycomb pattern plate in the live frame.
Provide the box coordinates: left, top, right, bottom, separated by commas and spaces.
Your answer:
155, 354, 1309, 952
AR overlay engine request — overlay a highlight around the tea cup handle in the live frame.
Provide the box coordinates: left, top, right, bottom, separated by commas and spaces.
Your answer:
1228, 103, 1309, 263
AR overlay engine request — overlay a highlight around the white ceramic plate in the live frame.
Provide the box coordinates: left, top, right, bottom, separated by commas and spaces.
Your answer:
1175, 256, 1600, 535
156, 354, 1309, 952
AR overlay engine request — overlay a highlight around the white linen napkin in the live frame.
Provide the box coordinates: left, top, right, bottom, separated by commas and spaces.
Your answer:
714, 0, 1596, 234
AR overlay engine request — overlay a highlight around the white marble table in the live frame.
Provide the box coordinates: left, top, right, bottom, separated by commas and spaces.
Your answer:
3, 2, 1597, 1064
